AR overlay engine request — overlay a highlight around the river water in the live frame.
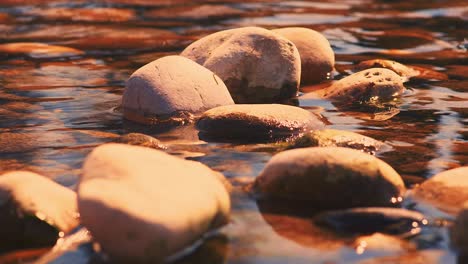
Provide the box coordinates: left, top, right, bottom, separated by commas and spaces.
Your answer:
0, 0, 467, 263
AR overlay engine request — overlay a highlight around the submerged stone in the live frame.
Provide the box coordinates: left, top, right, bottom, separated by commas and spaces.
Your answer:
0, 171, 79, 251
355, 59, 419, 80
114, 133, 167, 150
0, 42, 84, 59
181, 27, 301, 103
122, 55, 234, 125
196, 104, 323, 141
272, 27, 334, 85
254, 147, 406, 209
78, 143, 230, 262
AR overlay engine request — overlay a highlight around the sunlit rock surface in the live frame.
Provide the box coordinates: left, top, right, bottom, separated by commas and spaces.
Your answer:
122, 55, 234, 125
287, 129, 385, 154
78, 143, 231, 262
0, 171, 79, 251
255, 147, 406, 209
272, 27, 334, 85
181, 27, 301, 103
412, 166, 468, 215
355, 59, 419, 80
196, 104, 323, 141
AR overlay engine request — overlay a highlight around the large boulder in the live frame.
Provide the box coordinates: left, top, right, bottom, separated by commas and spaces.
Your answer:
196, 104, 323, 141
254, 147, 406, 209
412, 166, 468, 215
77, 143, 231, 262
122, 55, 234, 125
272, 27, 334, 85
0, 171, 79, 251
181, 27, 301, 103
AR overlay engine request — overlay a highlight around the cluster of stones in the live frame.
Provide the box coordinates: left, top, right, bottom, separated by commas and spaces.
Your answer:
2, 26, 466, 263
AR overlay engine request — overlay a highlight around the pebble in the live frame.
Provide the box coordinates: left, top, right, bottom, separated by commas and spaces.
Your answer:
122, 55, 234, 125
181, 27, 301, 103
77, 143, 231, 262
412, 166, 468, 215
321, 68, 405, 103
113, 133, 167, 149
286, 129, 384, 154
272, 27, 334, 84
196, 104, 323, 141
0, 171, 79, 251
254, 147, 406, 209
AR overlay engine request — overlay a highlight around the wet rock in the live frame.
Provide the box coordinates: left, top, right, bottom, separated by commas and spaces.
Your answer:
355, 59, 419, 79
114, 133, 167, 150
321, 68, 405, 103
272, 27, 334, 85
451, 202, 468, 255
254, 147, 406, 209
196, 104, 323, 141
78, 143, 231, 262
181, 27, 301, 103
287, 129, 384, 154
0, 171, 79, 251
0, 42, 84, 59
412, 166, 468, 215
315, 207, 427, 236
122, 55, 234, 125
352, 233, 416, 258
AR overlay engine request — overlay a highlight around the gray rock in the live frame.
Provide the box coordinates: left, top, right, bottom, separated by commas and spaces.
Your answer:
254, 147, 406, 209
181, 27, 301, 103
412, 166, 468, 215
114, 133, 167, 150
78, 143, 231, 262
122, 55, 234, 125
0, 171, 79, 251
272, 27, 334, 85
196, 104, 323, 141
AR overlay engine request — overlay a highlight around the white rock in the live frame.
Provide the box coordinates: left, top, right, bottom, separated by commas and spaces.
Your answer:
181, 27, 301, 103
272, 27, 334, 85
78, 143, 230, 262
122, 55, 234, 124
255, 147, 406, 209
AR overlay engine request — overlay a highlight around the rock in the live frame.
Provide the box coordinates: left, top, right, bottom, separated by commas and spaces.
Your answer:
114, 133, 167, 150
122, 55, 234, 125
0, 42, 84, 59
145, 4, 244, 21
451, 202, 468, 255
181, 27, 301, 103
254, 147, 406, 209
196, 104, 323, 141
355, 59, 419, 79
77, 143, 230, 262
272, 27, 334, 85
351, 233, 416, 260
0, 171, 79, 251
315, 207, 427, 236
286, 129, 384, 154
320, 68, 405, 103
412, 166, 468, 215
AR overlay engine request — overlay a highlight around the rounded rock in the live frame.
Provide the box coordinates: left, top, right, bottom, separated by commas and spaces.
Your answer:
254, 147, 406, 209
272, 27, 334, 85
413, 166, 468, 215
122, 55, 234, 125
77, 143, 230, 262
114, 133, 167, 150
322, 68, 405, 103
355, 59, 419, 79
196, 104, 323, 141
181, 27, 301, 103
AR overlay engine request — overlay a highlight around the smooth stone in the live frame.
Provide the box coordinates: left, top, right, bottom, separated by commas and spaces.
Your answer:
286, 129, 384, 155
196, 104, 323, 141
412, 166, 468, 215
321, 68, 405, 103
315, 207, 427, 236
272, 27, 334, 85
114, 133, 167, 150
78, 143, 230, 262
0, 171, 79, 251
451, 202, 468, 255
254, 147, 406, 209
181, 27, 301, 103
355, 59, 419, 79
122, 55, 234, 125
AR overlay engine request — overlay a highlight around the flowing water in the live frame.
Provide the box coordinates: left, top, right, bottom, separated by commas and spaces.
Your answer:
0, 0, 467, 263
